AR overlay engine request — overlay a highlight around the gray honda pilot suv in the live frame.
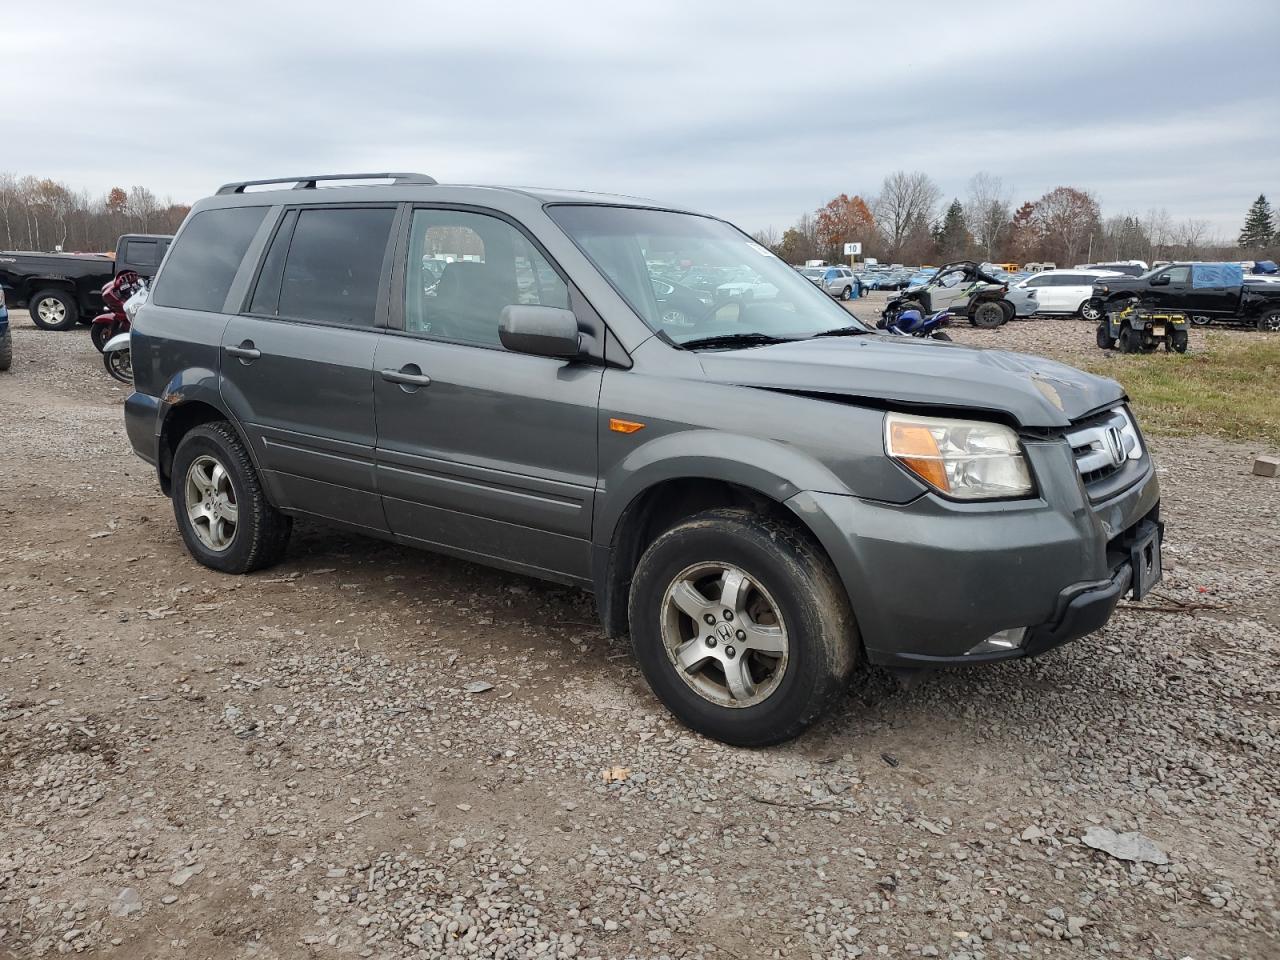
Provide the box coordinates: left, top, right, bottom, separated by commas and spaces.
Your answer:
123, 172, 1162, 746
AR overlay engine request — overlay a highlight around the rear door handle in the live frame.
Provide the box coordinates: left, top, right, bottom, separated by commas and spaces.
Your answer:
225, 341, 261, 361
380, 364, 432, 390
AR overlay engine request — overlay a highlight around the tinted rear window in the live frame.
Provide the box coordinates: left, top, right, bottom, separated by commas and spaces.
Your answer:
152, 207, 266, 312
277, 207, 395, 326
123, 239, 159, 267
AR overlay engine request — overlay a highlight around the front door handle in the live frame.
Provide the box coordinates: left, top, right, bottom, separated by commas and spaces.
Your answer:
225, 340, 261, 361
380, 364, 432, 391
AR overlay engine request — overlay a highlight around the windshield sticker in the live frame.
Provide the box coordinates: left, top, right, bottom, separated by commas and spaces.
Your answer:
746, 242, 777, 258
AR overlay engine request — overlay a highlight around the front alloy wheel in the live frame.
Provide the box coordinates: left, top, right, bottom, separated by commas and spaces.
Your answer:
628, 508, 856, 746
661, 562, 788, 707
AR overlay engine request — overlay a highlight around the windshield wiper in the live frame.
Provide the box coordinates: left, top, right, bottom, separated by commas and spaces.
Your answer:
678, 332, 795, 350
811, 325, 873, 338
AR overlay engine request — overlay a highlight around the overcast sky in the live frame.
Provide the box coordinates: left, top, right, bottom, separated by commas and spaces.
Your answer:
9, 1, 1276, 237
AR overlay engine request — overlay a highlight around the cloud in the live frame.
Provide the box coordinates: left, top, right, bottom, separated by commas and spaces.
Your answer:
6, 0, 1273, 237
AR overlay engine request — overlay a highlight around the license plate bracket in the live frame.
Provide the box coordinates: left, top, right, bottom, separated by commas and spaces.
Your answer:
1128, 523, 1163, 600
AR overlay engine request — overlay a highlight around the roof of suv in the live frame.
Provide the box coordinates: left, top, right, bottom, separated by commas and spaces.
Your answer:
207, 173, 692, 213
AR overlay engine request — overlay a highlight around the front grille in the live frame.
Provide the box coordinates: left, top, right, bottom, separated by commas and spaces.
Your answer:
1065, 407, 1142, 491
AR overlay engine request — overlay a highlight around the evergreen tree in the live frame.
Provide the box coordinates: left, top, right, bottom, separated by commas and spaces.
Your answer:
936, 199, 971, 261
1238, 194, 1275, 248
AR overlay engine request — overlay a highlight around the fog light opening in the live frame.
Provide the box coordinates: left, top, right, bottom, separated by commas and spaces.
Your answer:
966, 627, 1028, 656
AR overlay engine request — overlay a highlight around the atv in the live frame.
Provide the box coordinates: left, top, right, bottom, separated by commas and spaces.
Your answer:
1096, 303, 1188, 354
882, 261, 1013, 329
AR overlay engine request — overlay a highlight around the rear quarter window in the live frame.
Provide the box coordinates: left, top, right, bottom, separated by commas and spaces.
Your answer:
152, 207, 267, 312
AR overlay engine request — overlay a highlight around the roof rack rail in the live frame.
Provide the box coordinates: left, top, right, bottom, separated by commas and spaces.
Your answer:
215, 172, 437, 195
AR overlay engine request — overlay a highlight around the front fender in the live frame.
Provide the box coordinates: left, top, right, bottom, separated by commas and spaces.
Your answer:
594, 429, 851, 549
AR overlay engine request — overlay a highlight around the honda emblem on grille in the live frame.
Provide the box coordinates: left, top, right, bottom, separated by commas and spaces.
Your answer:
1104, 426, 1126, 467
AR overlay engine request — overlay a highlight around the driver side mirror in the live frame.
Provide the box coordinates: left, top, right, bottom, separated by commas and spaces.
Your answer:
498, 305, 582, 359
1150, 275, 1170, 286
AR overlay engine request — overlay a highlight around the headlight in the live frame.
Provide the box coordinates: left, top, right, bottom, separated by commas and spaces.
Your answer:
885, 412, 1033, 500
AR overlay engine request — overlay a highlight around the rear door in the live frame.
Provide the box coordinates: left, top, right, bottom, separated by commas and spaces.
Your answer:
220, 204, 397, 532
373, 205, 603, 584
1056, 273, 1094, 314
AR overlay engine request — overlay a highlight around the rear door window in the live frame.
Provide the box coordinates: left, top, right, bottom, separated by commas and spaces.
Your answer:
152, 207, 267, 312
277, 207, 396, 326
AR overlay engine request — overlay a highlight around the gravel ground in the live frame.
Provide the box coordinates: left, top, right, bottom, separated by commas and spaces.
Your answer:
1, 306, 1277, 960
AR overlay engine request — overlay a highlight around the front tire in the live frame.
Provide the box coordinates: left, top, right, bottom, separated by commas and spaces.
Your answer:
628, 508, 856, 747
171, 422, 292, 574
970, 301, 1006, 328
840, 286, 853, 301
1257, 309, 1280, 333
28, 289, 78, 331
1119, 325, 1141, 354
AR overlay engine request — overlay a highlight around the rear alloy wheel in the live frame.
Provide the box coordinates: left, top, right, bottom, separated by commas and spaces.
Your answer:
1189, 314, 1212, 326
28, 289, 78, 331
1080, 299, 1103, 322
629, 508, 856, 747
171, 421, 292, 574
1257, 309, 1280, 333
970, 301, 1006, 328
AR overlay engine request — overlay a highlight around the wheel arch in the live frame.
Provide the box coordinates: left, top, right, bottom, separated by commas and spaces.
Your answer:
592, 467, 853, 643
156, 392, 256, 496
20, 276, 77, 301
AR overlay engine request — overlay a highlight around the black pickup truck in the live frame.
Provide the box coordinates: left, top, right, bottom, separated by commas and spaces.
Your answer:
0, 233, 172, 330
1088, 262, 1280, 331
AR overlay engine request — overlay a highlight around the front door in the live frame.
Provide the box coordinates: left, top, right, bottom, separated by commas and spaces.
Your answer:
1145, 264, 1191, 310
373, 207, 603, 584
220, 204, 397, 532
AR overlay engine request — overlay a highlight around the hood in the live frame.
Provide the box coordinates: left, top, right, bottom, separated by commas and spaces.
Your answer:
695, 335, 1124, 429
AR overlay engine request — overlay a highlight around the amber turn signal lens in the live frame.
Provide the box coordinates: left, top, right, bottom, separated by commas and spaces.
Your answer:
887, 421, 949, 491
609, 418, 645, 434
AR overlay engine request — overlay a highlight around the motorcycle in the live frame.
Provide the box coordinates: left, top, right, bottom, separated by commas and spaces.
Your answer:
102, 279, 148, 384
879, 307, 953, 341
90, 271, 145, 352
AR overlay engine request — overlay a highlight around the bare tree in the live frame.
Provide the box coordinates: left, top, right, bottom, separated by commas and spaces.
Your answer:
1142, 208, 1172, 263
0, 172, 17, 248
750, 226, 781, 251
127, 186, 160, 232
966, 172, 1012, 262
1171, 218, 1209, 260
1031, 187, 1101, 266
873, 171, 940, 261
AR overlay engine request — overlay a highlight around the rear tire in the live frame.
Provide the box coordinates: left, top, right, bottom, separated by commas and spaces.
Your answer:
103, 346, 132, 383
931, 331, 952, 341
28, 289, 78, 331
1096, 324, 1116, 350
90, 321, 119, 353
1080, 299, 1103, 322
970, 301, 1006, 328
1168, 329, 1189, 353
171, 421, 292, 574
628, 508, 856, 747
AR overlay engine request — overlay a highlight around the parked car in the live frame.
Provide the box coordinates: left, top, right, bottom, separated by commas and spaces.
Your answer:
0, 233, 173, 330
124, 171, 1163, 747
813, 265, 862, 300
0, 287, 10, 371
650, 277, 710, 327
1088, 262, 1280, 331
904, 268, 938, 289
1011, 269, 1122, 321
1078, 260, 1148, 278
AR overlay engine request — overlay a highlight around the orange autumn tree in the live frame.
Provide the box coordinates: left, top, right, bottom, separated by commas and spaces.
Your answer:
814, 193, 876, 263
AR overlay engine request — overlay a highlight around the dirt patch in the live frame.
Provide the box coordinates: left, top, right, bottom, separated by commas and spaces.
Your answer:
0, 310, 1276, 958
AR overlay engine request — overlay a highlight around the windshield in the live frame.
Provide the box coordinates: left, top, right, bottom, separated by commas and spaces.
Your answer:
547, 205, 869, 345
